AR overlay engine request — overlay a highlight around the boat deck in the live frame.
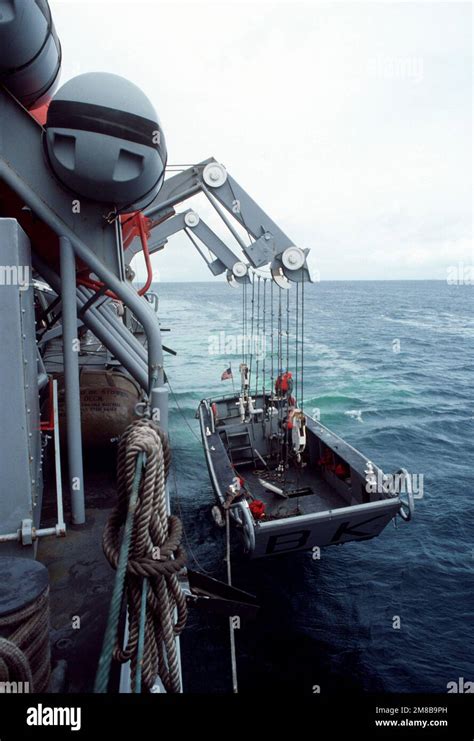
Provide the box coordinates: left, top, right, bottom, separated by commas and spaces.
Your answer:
238, 464, 350, 520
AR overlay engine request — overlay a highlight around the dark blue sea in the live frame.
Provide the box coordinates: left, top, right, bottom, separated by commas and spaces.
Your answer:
159, 280, 473, 694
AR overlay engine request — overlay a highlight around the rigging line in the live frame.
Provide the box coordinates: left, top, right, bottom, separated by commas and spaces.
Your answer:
167, 429, 215, 577
278, 287, 282, 375
254, 276, 261, 398
301, 277, 305, 412
286, 289, 290, 375
248, 276, 255, 394
277, 287, 283, 466
225, 509, 239, 694
295, 281, 299, 404
269, 278, 274, 441
242, 280, 246, 369
166, 377, 202, 445
270, 279, 274, 390
262, 278, 267, 404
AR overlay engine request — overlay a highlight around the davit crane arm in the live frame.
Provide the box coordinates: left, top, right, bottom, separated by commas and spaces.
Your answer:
133, 159, 316, 288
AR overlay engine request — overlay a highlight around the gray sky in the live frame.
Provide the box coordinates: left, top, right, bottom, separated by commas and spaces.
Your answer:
52, 1, 472, 281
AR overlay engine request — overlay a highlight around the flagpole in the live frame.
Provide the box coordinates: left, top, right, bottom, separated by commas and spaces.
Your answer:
230, 363, 236, 394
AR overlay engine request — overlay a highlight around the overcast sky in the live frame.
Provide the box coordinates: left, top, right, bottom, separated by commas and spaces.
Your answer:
51, 1, 472, 281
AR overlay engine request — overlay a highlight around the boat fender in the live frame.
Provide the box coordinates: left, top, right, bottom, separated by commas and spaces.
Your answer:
291, 410, 307, 455
211, 505, 225, 528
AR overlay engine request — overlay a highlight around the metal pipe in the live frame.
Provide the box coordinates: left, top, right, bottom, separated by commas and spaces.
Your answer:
60, 236, 85, 525
0, 531, 20, 543
0, 527, 60, 544
150, 386, 168, 432
52, 379, 66, 534
32, 256, 148, 389
77, 287, 148, 364
0, 161, 164, 391
145, 184, 201, 220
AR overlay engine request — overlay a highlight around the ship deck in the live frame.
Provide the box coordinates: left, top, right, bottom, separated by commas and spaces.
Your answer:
37, 455, 119, 693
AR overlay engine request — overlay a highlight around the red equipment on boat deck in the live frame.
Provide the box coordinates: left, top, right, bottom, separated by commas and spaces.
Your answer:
334, 463, 349, 478
275, 371, 293, 396
318, 448, 335, 471
286, 407, 296, 430
211, 402, 219, 421
249, 500, 266, 520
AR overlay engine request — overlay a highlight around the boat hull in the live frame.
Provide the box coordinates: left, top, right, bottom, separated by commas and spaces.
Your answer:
198, 396, 403, 558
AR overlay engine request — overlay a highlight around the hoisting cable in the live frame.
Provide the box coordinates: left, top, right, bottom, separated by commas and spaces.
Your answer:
301, 277, 305, 412
254, 275, 261, 398
277, 287, 284, 467
242, 279, 247, 368
295, 281, 299, 404
262, 278, 267, 411
225, 509, 239, 693
270, 279, 274, 395
248, 276, 256, 392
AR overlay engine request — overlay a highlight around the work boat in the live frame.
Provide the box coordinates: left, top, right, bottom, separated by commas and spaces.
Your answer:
198, 363, 415, 559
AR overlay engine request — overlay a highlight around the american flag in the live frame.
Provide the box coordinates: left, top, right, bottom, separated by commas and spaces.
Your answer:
221, 367, 233, 381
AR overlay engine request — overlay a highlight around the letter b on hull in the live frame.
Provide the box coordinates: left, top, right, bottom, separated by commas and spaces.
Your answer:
265, 530, 311, 555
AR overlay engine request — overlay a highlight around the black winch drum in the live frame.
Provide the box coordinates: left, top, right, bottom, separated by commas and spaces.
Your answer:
0, 0, 61, 109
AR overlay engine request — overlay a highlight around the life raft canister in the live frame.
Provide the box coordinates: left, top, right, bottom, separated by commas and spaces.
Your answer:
0, 0, 62, 109
44, 72, 167, 211
249, 500, 266, 520
275, 371, 293, 396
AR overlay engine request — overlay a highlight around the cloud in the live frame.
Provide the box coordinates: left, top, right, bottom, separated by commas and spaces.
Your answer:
51, 1, 472, 280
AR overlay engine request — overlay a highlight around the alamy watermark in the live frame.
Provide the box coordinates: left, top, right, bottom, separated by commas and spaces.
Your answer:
366, 465, 424, 499
0, 680, 30, 693
367, 55, 424, 84
0, 264, 30, 291
447, 262, 474, 286
208, 331, 267, 360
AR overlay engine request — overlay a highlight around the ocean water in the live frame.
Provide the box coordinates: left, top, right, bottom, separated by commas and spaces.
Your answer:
158, 280, 473, 694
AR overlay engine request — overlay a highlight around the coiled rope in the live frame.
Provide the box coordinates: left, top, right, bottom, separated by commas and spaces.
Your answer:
0, 588, 51, 692
97, 419, 187, 693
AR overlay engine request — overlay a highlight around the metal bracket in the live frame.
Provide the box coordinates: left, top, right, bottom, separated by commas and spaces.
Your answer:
183, 569, 259, 621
